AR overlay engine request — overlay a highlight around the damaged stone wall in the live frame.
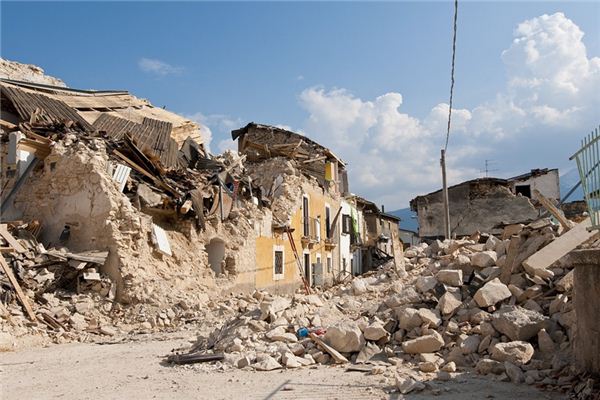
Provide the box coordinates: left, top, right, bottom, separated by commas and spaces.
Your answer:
413, 181, 538, 239
10, 137, 267, 307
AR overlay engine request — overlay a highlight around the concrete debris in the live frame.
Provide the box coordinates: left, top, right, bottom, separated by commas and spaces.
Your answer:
0, 59, 596, 399
324, 321, 365, 353
473, 278, 512, 307
491, 306, 549, 341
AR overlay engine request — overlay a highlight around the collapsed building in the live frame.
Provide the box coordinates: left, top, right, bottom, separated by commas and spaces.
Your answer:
409, 169, 569, 240
231, 123, 404, 292
0, 62, 403, 340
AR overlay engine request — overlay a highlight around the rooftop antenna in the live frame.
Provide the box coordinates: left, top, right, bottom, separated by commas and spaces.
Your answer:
480, 160, 499, 177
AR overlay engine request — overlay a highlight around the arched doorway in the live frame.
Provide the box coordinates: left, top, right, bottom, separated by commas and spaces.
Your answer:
206, 238, 225, 274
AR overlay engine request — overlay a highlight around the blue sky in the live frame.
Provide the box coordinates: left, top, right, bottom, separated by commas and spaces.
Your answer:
2, 1, 599, 210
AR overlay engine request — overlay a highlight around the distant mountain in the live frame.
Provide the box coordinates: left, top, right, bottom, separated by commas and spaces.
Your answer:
559, 167, 584, 202
388, 207, 419, 232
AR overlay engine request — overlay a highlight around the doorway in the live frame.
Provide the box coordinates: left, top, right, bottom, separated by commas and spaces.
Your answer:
304, 253, 311, 286
206, 238, 225, 274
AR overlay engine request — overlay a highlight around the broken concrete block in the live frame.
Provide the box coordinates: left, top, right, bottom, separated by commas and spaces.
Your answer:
324, 320, 365, 353
491, 306, 548, 341
537, 329, 556, 354
415, 276, 438, 293
417, 308, 441, 327
253, 355, 282, 371
282, 352, 301, 368
460, 334, 481, 355
386, 287, 421, 307
363, 322, 388, 341
419, 361, 438, 372
523, 218, 595, 272
476, 358, 505, 375
556, 270, 574, 292
401, 331, 444, 354
137, 183, 162, 206
549, 294, 568, 315
485, 236, 501, 251
473, 278, 511, 308
471, 251, 498, 268
259, 297, 291, 318
352, 278, 368, 295
441, 361, 457, 372
265, 326, 297, 343
490, 341, 534, 364
438, 290, 462, 315
395, 375, 425, 394
502, 224, 524, 240
436, 269, 463, 287
504, 362, 524, 383
355, 342, 381, 364
397, 307, 422, 330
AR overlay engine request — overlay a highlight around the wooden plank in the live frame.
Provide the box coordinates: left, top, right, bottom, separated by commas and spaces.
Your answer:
499, 234, 526, 284
534, 189, 572, 232
166, 352, 224, 365
0, 119, 17, 130
0, 256, 36, 321
309, 333, 348, 364
523, 218, 597, 272
0, 225, 26, 253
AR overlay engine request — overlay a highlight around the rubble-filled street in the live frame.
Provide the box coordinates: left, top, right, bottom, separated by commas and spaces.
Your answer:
0, 334, 563, 400
2, 2, 600, 399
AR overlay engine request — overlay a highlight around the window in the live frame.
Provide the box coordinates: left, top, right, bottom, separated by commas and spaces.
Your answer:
273, 245, 284, 280
325, 205, 331, 238
342, 214, 352, 234
515, 185, 532, 198
326, 254, 332, 273
302, 195, 310, 236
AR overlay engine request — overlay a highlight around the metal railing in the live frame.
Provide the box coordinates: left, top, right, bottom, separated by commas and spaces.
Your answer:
570, 125, 600, 231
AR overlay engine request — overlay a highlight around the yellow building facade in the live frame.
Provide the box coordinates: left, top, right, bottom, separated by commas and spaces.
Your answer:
254, 184, 341, 294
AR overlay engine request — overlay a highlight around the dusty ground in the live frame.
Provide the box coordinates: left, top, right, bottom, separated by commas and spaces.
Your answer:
0, 332, 565, 400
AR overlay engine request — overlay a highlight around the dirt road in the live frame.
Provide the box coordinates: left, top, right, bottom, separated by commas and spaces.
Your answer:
0, 334, 563, 400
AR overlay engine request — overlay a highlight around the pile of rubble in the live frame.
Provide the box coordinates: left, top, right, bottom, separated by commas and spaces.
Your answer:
167, 218, 598, 399
0, 221, 119, 344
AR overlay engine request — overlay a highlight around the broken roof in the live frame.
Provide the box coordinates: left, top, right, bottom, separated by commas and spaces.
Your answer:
1, 78, 205, 170
412, 177, 508, 200
232, 122, 345, 166
508, 168, 558, 182
0, 78, 203, 146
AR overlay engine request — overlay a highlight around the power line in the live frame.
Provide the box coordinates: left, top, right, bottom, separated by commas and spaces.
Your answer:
444, 0, 458, 152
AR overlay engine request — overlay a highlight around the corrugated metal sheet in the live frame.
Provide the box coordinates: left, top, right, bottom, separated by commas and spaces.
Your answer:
93, 113, 178, 169
1, 85, 94, 131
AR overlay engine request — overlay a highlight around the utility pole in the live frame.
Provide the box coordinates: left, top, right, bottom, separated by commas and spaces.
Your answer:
441, 149, 451, 239
441, 0, 458, 241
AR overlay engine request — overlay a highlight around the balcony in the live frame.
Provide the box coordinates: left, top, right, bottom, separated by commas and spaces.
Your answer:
301, 216, 320, 247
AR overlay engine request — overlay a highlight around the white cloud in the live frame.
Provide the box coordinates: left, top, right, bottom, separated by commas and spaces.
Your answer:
187, 112, 243, 154
138, 58, 183, 76
298, 13, 599, 208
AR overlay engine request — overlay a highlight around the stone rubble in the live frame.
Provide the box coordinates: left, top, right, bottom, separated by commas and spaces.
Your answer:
159, 218, 599, 399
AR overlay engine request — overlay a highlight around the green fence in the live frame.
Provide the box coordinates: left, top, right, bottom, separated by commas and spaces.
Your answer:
570, 125, 600, 231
